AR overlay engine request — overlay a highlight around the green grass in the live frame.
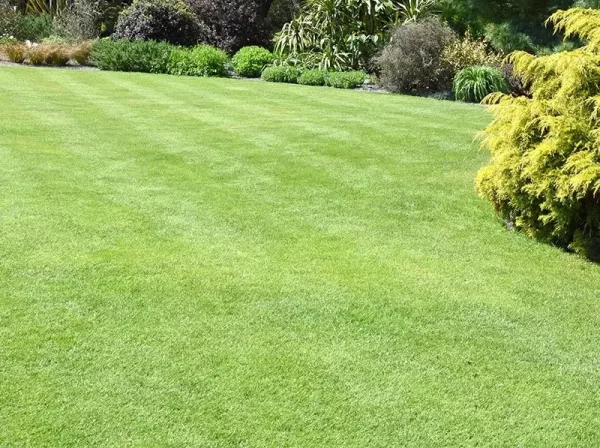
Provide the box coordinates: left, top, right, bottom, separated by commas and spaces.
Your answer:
1, 65, 599, 447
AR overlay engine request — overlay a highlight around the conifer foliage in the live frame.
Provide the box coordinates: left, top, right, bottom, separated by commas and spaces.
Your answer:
476, 8, 600, 259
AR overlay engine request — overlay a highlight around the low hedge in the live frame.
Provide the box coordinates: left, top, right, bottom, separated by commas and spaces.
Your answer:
91, 39, 228, 77
167, 45, 228, 77
325, 71, 367, 89
231, 46, 274, 78
91, 39, 174, 73
269, 68, 367, 89
297, 69, 328, 86
261, 65, 301, 83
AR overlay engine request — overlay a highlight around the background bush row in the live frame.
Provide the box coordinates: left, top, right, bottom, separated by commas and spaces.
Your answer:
90, 39, 266, 78
88, 38, 370, 90
0, 33, 517, 98
261, 66, 368, 89
4, 0, 590, 100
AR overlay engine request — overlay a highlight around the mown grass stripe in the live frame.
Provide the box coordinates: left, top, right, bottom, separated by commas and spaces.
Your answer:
1, 66, 599, 447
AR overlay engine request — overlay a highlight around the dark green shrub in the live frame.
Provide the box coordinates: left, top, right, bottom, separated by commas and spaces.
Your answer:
484, 23, 536, 54
92, 38, 174, 73
376, 18, 457, 94
298, 69, 328, 86
231, 46, 274, 77
325, 71, 367, 89
575, 0, 600, 6
15, 14, 54, 42
535, 41, 579, 56
99, 0, 126, 37
453, 66, 508, 103
500, 63, 530, 97
439, 0, 572, 49
113, 0, 204, 46
261, 65, 300, 83
186, 0, 270, 53
167, 45, 228, 77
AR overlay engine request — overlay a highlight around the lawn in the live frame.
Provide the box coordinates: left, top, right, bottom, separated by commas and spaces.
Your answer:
1, 65, 599, 447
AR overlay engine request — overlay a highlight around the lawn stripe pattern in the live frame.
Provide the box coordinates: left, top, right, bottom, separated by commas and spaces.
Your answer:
0, 66, 599, 446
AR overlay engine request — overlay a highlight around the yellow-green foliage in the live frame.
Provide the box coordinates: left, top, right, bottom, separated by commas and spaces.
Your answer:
476, 8, 600, 259
442, 33, 502, 72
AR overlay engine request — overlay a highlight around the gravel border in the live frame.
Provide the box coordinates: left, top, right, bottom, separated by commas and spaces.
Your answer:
0, 60, 98, 70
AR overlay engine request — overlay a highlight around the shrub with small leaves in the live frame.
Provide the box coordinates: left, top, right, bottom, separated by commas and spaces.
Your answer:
113, 0, 204, 46
53, 0, 101, 41
53, 0, 102, 41
167, 45, 228, 77
298, 69, 328, 86
441, 33, 502, 73
453, 66, 508, 103
231, 46, 274, 77
92, 38, 175, 73
15, 14, 54, 42
261, 65, 301, 83
376, 18, 457, 94
325, 71, 367, 89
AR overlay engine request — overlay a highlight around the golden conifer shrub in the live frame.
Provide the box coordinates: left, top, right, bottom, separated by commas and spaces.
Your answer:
476, 8, 600, 259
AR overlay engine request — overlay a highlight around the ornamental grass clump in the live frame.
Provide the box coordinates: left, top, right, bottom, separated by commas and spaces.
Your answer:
476, 8, 600, 259
71, 40, 93, 65
27, 45, 48, 65
453, 66, 508, 103
46, 45, 70, 66
5, 43, 27, 63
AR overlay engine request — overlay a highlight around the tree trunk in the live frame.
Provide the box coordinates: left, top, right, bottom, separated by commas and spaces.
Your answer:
258, 0, 274, 18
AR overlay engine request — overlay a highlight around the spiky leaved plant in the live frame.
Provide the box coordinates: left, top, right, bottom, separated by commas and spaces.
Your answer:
274, 0, 436, 71
476, 8, 600, 259
398, 0, 437, 24
453, 66, 508, 103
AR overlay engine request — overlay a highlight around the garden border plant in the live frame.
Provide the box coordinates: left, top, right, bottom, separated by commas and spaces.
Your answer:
477, 7, 600, 260
231, 45, 274, 78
